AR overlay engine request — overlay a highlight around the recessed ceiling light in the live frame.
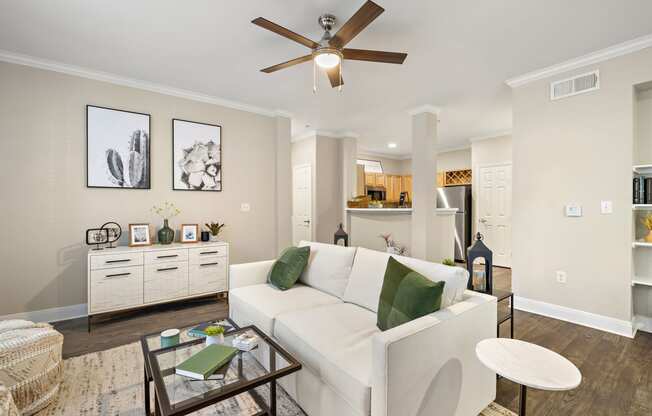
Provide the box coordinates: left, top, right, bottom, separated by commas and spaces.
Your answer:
387, 142, 398, 149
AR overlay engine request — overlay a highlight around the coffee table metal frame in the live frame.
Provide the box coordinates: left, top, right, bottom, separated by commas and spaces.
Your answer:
141, 320, 301, 416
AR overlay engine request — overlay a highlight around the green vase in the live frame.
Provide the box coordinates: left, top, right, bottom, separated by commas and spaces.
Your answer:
158, 219, 174, 244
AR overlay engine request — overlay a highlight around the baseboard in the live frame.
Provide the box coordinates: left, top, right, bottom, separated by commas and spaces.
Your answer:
0, 303, 87, 323
514, 296, 634, 338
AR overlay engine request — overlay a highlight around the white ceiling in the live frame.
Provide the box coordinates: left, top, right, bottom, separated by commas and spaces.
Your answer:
1, 0, 651, 156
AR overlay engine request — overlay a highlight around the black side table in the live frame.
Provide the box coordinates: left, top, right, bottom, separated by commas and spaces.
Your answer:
493, 289, 514, 338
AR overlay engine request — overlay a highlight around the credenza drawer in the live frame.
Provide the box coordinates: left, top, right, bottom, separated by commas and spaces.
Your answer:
90, 252, 144, 270
89, 266, 143, 313
144, 248, 188, 265
189, 245, 228, 264
144, 262, 188, 304
188, 261, 227, 295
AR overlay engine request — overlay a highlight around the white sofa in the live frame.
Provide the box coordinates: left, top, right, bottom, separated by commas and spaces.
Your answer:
229, 242, 497, 416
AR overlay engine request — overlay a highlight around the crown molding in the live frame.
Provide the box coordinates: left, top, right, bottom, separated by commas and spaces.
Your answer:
437, 143, 471, 153
358, 147, 411, 160
506, 33, 652, 88
407, 105, 441, 116
274, 110, 294, 118
468, 130, 512, 143
0, 49, 285, 118
292, 129, 360, 142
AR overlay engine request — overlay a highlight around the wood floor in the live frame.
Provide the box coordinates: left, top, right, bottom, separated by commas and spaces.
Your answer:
53, 268, 652, 416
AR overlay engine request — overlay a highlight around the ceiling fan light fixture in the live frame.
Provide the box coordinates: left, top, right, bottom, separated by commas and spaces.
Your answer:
313, 48, 342, 69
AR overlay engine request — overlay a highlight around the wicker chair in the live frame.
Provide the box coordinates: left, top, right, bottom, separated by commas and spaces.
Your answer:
0, 320, 63, 415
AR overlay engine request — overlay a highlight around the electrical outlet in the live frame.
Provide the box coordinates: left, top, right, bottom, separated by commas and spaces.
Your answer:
601, 200, 613, 214
240, 203, 251, 212
556, 271, 567, 284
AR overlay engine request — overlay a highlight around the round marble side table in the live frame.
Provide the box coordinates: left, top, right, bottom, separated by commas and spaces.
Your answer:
476, 338, 581, 415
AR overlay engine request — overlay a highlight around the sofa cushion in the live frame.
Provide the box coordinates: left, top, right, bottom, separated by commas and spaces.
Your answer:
297, 241, 357, 298
343, 247, 467, 313
269, 246, 310, 290
377, 256, 445, 331
274, 303, 379, 415
229, 283, 341, 335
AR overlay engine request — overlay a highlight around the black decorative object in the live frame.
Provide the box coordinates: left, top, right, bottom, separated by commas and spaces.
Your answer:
201, 231, 210, 242
86, 228, 109, 251
334, 223, 348, 246
466, 232, 493, 294
100, 222, 122, 248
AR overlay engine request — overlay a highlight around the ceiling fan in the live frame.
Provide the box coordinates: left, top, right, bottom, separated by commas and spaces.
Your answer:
252, 0, 407, 89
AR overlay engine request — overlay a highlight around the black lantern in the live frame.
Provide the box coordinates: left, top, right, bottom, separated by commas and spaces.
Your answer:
466, 232, 493, 294
334, 223, 348, 246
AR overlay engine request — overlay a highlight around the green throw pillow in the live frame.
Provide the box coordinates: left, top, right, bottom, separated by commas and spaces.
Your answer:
377, 256, 445, 331
269, 246, 310, 290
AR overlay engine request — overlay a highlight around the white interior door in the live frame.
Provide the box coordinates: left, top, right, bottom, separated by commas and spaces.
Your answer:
292, 164, 312, 244
477, 163, 512, 267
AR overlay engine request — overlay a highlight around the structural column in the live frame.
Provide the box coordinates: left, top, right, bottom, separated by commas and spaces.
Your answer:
340, 135, 358, 233
275, 114, 292, 254
410, 107, 439, 260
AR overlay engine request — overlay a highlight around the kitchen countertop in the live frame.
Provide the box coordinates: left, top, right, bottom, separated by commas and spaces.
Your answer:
346, 208, 458, 215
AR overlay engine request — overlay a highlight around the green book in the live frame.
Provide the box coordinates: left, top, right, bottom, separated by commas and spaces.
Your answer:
175, 344, 238, 380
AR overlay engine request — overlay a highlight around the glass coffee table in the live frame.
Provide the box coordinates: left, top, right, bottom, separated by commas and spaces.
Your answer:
141, 320, 301, 416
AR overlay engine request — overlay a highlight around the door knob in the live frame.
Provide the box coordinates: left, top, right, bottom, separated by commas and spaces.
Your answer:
304, 220, 311, 224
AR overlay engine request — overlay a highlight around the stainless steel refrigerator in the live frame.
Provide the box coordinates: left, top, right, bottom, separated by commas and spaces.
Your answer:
436, 185, 472, 262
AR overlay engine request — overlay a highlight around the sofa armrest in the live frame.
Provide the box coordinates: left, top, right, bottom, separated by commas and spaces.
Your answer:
229, 260, 275, 290
371, 291, 497, 416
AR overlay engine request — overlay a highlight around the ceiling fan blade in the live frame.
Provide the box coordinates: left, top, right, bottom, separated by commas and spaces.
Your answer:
329, 1, 384, 48
252, 17, 319, 49
260, 55, 313, 73
343, 48, 407, 64
325, 65, 344, 88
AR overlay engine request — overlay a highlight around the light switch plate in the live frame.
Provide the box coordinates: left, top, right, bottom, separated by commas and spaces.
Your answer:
240, 203, 251, 212
600, 200, 613, 214
565, 204, 582, 217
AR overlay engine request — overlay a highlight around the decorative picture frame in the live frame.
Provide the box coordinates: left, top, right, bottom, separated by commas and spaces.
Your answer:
180, 224, 199, 243
129, 223, 152, 247
87, 105, 151, 189
172, 119, 222, 191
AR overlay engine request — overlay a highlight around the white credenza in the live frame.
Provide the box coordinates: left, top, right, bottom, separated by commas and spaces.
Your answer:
87, 242, 228, 325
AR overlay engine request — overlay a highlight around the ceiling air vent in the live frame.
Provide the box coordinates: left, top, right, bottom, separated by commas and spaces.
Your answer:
550, 70, 599, 101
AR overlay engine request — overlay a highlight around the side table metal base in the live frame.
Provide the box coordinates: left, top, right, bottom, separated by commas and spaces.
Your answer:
519, 384, 527, 415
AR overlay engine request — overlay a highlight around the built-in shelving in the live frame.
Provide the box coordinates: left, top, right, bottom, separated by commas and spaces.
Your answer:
633, 164, 652, 175
632, 241, 652, 248
632, 276, 652, 287
631, 83, 652, 334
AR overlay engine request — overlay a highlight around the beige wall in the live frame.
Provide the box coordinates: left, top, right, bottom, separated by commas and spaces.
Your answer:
437, 148, 472, 171
512, 48, 652, 322
0, 62, 282, 316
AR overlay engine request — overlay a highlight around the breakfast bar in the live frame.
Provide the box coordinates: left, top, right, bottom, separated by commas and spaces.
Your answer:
345, 207, 458, 261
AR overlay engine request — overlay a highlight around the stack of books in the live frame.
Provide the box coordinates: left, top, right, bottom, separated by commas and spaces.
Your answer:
175, 344, 238, 380
634, 177, 652, 204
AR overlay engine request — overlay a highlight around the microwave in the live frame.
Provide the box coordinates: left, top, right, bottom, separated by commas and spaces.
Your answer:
367, 186, 386, 201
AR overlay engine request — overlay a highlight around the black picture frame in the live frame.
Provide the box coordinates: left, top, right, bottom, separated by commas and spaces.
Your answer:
172, 118, 223, 192
86, 105, 151, 189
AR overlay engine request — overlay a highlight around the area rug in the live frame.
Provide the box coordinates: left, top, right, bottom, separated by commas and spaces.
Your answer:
36, 342, 515, 415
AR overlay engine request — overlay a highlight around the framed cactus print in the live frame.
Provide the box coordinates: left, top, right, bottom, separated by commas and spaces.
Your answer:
172, 119, 222, 191
87, 105, 151, 189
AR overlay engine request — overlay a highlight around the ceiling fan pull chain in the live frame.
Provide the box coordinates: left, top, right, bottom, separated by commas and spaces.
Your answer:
313, 58, 317, 94
339, 63, 343, 92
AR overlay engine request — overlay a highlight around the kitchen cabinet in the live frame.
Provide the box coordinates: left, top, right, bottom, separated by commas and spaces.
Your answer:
374, 174, 386, 187
365, 173, 375, 187
401, 175, 412, 199
356, 165, 366, 196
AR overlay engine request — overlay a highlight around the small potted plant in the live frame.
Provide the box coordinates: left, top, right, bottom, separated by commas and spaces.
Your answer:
642, 214, 652, 242
204, 325, 225, 346
205, 222, 226, 242
442, 258, 455, 267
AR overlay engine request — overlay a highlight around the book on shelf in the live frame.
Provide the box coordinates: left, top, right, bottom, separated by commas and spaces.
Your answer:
175, 344, 238, 380
646, 178, 652, 204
